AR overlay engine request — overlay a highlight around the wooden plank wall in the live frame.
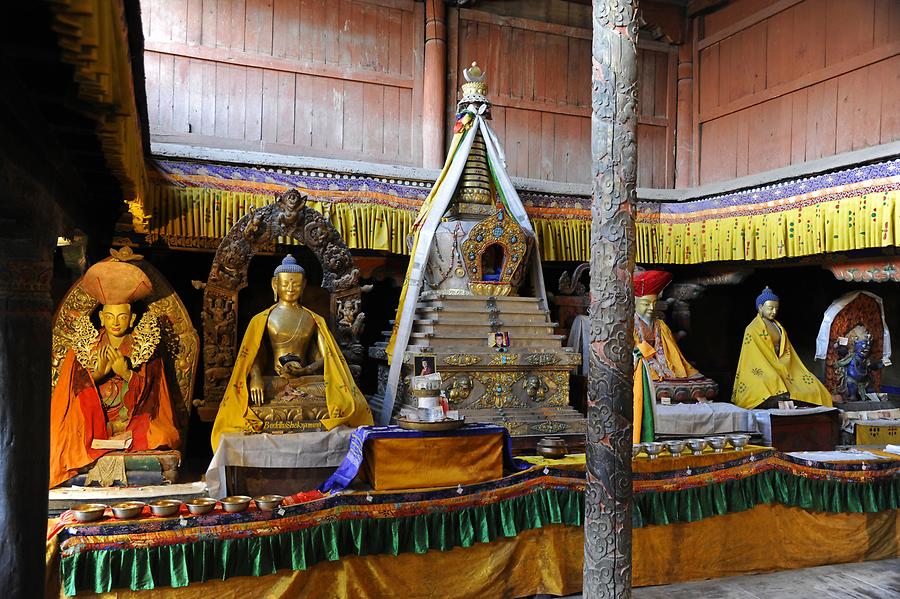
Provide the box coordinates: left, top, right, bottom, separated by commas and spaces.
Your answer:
452, 9, 676, 186
142, 0, 424, 166
697, 0, 900, 185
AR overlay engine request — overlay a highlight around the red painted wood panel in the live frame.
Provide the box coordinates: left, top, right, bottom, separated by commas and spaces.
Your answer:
143, 0, 422, 166
451, 10, 674, 185
704, 0, 782, 37
878, 55, 900, 143
697, 0, 897, 184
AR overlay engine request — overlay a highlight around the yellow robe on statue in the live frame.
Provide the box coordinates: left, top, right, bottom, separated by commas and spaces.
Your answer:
731, 315, 832, 409
211, 306, 373, 450
634, 318, 699, 382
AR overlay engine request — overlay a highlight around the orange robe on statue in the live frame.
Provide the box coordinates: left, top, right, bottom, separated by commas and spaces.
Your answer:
49, 331, 181, 488
633, 317, 699, 382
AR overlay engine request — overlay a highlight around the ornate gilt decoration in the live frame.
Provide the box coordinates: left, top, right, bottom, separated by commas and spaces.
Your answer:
130, 313, 161, 369
200, 188, 366, 406
531, 421, 569, 434
446, 375, 474, 404
586, 1, 639, 596
71, 315, 100, 371
442, 353, 481, 366
488, 352, 519, 365
525, 353, 561, 366
461, 208, 533, 295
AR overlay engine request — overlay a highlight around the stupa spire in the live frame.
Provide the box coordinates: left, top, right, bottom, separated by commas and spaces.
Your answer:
448, 62, 495, 219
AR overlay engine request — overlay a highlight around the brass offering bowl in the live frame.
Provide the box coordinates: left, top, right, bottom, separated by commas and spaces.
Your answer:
221, 495, 253, 513
686, 438, 707, 456
72, 503, 107, 523
707, 436, 727, 453
643, 442, 664, 459
664, 440, 687, 457
111, 501, 145, 520
536, 436, 568, 459
632, 444, 644, 459
185, 497, 217, 515
148, 499, 183, 517
727, 434, 750, 451
255, 494, 284, 511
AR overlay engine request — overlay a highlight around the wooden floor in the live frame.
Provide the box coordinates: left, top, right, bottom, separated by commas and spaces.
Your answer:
555, 558, 900, 599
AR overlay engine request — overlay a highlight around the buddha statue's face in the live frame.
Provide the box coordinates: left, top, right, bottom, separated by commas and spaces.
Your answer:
758, 300, 779, 321
99, 303, 135, 338
634, 294, 657, 320
272, 272, 306, 304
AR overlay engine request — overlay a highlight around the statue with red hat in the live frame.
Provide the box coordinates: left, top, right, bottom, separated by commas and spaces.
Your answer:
632, 269, 718, 443
49, 248, 180, 488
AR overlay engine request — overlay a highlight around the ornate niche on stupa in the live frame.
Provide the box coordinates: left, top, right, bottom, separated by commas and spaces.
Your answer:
369, 63, 583, 441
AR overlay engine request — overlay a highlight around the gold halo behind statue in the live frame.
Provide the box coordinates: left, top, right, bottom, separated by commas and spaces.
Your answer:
50, 246, 199, 436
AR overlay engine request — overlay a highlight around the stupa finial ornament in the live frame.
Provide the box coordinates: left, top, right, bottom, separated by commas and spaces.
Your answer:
458, 62, 490, 111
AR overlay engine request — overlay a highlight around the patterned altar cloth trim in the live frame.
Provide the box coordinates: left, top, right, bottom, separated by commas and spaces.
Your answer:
320, 423, 526, 493
57, 466, 581, 558
56, 448, 899, 557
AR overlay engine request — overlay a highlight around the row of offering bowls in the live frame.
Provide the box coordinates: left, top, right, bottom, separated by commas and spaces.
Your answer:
71, 494, 286, 523
633, 434, 750, 459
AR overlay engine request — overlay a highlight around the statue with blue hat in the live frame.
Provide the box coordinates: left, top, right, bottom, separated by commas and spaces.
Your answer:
212, 254, 372, 446
732, 287, 832, 409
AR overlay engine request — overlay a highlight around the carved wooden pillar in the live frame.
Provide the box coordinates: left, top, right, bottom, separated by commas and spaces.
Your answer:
0, 239, 53, 598
585, 1, 639, 597
423, 0, 447, 168
674, 21, 694, 188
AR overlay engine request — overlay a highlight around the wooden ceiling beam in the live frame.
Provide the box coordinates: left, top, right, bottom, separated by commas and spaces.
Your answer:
687, 0, 729, 17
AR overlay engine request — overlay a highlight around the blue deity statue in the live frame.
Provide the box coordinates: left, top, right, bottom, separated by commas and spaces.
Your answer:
835, 335, 883, 402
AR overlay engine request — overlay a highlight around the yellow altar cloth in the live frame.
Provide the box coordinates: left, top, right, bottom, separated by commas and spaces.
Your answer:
856, 423, 900, 445
211, 306, 372, 450
48, 504, 900, 599
364, 434, 504, 491
732, 315, 832, 409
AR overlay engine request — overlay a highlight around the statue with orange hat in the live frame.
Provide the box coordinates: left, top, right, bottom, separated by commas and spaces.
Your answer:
49, 249, 180, 488
632, 270, 717, 442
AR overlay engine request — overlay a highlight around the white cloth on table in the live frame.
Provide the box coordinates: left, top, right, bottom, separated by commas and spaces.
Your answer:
788, 450, 889, 462
750, 406, 838, 446
840, 408, 900, 433
204, 427, 354, 498
654, 402, 759, 437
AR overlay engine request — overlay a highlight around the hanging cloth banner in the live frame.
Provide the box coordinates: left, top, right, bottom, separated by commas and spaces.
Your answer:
380, 107, 549, 424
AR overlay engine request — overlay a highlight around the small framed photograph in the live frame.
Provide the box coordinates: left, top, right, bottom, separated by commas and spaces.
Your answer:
488, 331, 510, 349
414, 354, 437, 376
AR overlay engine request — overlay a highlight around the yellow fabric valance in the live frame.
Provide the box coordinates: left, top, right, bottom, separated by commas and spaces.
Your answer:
140, 160, 900, 265
638, 188, 900, 265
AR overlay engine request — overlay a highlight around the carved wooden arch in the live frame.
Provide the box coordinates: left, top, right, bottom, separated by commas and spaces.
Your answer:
50, 253, 200, 438
201, 188, 365, 407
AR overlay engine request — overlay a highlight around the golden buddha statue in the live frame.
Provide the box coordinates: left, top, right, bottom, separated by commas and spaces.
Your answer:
49, 250, 180, 488
249, 256, 325, 410
732, 287, 832, 409
212, 255, 373, 447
